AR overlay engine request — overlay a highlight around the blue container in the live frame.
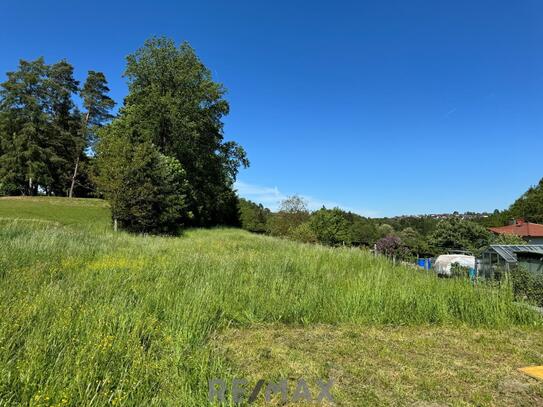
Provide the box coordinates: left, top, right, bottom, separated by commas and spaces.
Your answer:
417, 258, 432, 270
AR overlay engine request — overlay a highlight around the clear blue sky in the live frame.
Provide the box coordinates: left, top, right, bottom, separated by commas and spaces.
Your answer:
2, 1, 542, 217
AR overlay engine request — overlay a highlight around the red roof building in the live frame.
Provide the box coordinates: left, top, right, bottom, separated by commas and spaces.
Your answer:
489, 219, 543, 244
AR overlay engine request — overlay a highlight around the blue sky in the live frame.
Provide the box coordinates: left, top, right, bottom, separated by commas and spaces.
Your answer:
2, 1, 542, 217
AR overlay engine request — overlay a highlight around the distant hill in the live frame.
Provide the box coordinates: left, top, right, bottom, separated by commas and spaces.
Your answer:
508, 177, 543, 224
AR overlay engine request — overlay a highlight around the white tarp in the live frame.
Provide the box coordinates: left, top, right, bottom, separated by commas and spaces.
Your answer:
434, 254, 475, 276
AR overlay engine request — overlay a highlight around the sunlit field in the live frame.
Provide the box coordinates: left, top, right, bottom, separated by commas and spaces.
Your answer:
0, 197, 541, 405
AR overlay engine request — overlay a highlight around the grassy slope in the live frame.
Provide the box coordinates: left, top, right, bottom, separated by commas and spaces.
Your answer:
0, 197, 542, 406
0, 196, 110, 231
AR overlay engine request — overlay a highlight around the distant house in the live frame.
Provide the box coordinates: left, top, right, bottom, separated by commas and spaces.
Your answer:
478, 244, 543, 278
489, 219, 543, 245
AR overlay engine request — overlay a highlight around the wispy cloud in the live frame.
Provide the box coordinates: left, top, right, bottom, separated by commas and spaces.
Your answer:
234, 181, 286, 208
234, 180, 379, 217
442, 107, 457, 119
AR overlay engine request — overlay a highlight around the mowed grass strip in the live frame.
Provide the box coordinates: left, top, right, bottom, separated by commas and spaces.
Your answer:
214, 324, 543, 406
0, 197, 542, 405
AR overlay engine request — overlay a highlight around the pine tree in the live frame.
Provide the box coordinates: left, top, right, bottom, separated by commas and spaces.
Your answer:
0, 58, 51, 195
68, 71, 114, 198
0, 59, 113, 197
45, 60, 81, 195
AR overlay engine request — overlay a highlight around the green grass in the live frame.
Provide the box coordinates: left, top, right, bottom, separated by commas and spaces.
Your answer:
0, 197, 541, 405
0, 196, 110, 232
217, 324, 543, 406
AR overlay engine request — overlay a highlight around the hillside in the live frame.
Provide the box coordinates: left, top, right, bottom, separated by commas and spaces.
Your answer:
0, 197, 542, 405
0, 196, 110, 231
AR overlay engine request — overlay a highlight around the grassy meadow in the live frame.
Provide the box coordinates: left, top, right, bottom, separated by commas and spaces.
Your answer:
0, 197, 110, 231
0, 197, 542, 405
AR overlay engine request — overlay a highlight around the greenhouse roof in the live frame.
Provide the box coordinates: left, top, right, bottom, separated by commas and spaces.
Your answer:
485, 245, 543, 263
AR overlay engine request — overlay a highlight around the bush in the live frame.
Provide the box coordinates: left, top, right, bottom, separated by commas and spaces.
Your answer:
375, 235, 408, 260
511, 266, 543, 307
239, 198, 269, 233
95, 132, 190, 234
349, 218, 379, 246
0, 182, 17, 196
492, 233, 526, 245
290, 222, 318, 243
450, 263, 470, 279
309, 208, 352, 246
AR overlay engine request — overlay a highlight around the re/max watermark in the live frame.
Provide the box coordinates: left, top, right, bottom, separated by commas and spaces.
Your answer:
208, 378, 334, 404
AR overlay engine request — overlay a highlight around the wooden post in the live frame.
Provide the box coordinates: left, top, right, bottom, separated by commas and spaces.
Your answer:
113, 218, 118, 232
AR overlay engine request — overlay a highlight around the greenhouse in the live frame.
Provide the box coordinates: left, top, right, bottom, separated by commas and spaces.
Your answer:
479, 245, 543, 279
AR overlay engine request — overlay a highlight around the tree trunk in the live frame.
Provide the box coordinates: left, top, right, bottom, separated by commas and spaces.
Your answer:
68, 112, 90, 198
68, 156, 79, 198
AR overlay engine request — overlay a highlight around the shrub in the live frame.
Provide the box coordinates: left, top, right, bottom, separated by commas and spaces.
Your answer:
450, 263, 470, 279
290, 221, 318, 243
0, 182, 17, 196
492, 233, 526, 245
239, 198, 270, 233
375, 235, 408, 260
95, 132, 190, 234
511, 266, 543, 307
309, 208, 352, 246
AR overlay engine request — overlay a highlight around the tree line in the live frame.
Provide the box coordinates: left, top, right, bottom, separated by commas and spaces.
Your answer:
239, 180, 543, 259
0, 37, 249, 233
0, 58, 114, 197
2, 36, 540, 237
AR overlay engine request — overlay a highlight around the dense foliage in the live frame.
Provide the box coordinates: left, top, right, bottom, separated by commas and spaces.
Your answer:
511, 266, 543, 307
239, 187, 542, 260
238, 198, 270, 233
375, 235, 407, 259
428, 218, 492, 256
95, 128, 190, 233
266, 195, 310, 237
0, 58, 113, 197
309, 208, 352, 245
508, 178, 543, 224
95, 38, 248, 231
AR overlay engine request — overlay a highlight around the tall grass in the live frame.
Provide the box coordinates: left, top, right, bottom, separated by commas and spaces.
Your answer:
0, 215, 541, 405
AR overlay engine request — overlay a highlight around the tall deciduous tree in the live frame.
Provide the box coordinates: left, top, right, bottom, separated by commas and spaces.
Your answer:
267, 195, 310, 236
429, 218, 492, 256
309, 207, 352, 245
109, 37, 248, 226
